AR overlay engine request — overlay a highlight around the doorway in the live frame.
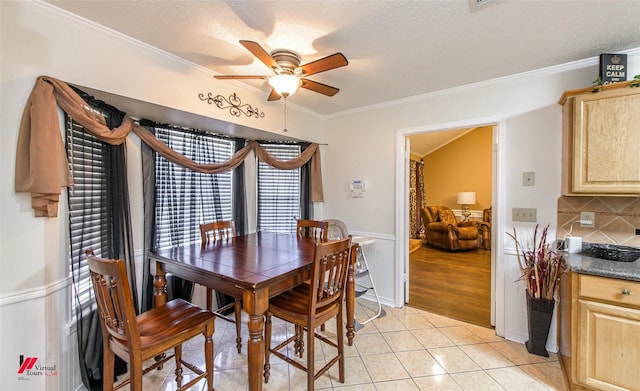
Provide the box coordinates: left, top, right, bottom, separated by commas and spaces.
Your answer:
395, 116, 506, 334
408, 127, 493, 327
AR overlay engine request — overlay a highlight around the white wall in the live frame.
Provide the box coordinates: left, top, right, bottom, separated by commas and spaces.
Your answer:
0, 1, 321, 390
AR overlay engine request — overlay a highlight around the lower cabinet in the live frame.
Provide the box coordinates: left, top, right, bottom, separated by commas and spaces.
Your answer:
559, 272, 640, 391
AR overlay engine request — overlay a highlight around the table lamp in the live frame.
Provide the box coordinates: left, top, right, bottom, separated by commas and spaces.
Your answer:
457, 191, 476, 221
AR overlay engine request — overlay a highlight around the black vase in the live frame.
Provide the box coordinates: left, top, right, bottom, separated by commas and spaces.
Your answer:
525, 293, 555, 357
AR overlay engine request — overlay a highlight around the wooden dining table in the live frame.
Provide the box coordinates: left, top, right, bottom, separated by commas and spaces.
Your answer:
150, 231, 357, 391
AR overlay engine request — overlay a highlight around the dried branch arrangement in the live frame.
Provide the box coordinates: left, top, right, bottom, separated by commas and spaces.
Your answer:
507, 224, 567, 301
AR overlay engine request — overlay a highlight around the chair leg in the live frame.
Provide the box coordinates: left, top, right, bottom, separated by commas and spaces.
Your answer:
307, 326, 315, 391
206, 287, 213, 311
102, 344, 115, 391
234, 300, 242, 353
336, 310, 345, 383
204, 324, 215, 391
174, 344, 184, 388
129, 355, 143, 391
263, 313, 272, 383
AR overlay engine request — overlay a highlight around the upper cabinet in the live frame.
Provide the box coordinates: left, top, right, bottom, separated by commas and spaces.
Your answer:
560, 81, 640, 195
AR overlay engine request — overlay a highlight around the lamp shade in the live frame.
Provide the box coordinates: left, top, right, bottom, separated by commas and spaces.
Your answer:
268, 74, 301, 97
457, 191, 476, 205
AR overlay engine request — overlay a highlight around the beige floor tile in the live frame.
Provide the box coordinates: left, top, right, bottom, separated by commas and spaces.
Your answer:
360, 352, 410, 382
464, 324, 504, 343
412, 374, 462, 390
397, 314, 436, 330
210, 367, 248, 391
262, 363, 290, 391
382, 330, 424, 352
353, 332, 392, 356
421, 312, 466, 327
371, 314, 408, 332
428, 346, 481, 373
411, 328, 455, 349
332, 383, 376, 390
458, 343, 514, 369
439, 326, 484, 345
395, 350, 446, 377
328, 356, 372, 386
519, 362, 570, 390
450, 371, 504, 391
289, 359, 332, 391
485, 366, 551, 391
488, 341, 551, 365
373, 378, 420, 390
213, 344, 248, 370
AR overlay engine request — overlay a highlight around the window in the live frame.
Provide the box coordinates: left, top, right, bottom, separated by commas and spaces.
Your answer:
66, 116, 107, 318
257, 143, 301, 233
153, 126, 234, 249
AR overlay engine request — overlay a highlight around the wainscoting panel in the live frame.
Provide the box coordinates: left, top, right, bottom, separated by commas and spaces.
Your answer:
349, 231, 397, 307
0, 277, 80, 391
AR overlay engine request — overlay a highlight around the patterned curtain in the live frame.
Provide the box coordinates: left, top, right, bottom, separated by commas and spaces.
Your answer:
409, 160, 427, 239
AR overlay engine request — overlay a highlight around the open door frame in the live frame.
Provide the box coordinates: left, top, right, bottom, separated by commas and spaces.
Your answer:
395, 116, 506, 335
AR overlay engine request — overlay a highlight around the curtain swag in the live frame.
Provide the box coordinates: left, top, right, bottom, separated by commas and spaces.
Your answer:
15, 76, 324, 217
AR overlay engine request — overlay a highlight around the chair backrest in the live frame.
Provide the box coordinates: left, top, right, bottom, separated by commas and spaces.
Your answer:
323, 219, 349, 240
200, 220, 236, 244
296, 219, 328, 242
85, 250, 139, 349
308, 237, 353, 314
426, 206, 458, 226
483, 207, 492, 224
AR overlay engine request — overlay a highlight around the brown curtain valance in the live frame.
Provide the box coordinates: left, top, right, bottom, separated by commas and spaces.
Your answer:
15, 76, 323, 217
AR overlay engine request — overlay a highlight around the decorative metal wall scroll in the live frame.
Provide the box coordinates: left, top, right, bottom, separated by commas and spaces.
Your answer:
198, 92, 264, 119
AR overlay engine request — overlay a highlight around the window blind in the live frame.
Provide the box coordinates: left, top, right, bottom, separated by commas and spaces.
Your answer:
66, 116, 107, 318
153, 126, 234, 249
257, 143, 301, 233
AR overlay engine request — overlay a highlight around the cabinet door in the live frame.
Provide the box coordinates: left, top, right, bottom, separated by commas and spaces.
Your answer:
578, 299, 640, 390
573, 88, 640, 194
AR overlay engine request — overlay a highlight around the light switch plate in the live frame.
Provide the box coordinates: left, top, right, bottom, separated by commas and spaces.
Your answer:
512, 208, 537, 222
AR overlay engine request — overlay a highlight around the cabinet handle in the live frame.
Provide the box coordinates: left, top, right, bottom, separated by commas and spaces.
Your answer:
621, 288, 631, 295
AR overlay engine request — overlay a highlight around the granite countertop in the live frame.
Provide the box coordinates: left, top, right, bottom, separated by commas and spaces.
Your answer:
563, 244, 640, 282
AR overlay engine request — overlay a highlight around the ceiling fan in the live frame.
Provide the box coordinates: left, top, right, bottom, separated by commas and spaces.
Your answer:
214, 40, 348, 101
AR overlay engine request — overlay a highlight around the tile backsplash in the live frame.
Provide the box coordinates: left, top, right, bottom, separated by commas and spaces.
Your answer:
557, 196, 640, 247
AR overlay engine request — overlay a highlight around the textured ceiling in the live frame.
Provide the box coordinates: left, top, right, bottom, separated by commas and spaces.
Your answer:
47, 0, 640, 116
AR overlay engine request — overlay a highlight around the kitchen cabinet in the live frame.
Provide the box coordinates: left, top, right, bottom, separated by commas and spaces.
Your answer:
559, 271, 640, 390
560, 82, 640, 195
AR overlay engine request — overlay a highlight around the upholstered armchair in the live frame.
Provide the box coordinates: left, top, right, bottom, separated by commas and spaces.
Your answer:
476, 207, 491, 249
420, 206, 479, 251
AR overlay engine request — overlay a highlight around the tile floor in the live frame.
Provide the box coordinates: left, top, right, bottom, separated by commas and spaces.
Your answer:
115, 301, 569, 390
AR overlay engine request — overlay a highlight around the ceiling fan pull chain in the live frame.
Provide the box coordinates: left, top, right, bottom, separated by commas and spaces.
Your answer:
283, 98, 288, 132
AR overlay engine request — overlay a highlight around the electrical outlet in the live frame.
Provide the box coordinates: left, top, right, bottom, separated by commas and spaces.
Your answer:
512, 208, 537, 222
580, 211, 595, 227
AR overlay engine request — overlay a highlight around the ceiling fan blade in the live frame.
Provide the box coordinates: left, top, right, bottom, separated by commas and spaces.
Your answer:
214, 75, 269, 80
267, 89, 282, 101
298, 53, 348, 76
300, 78, 340, 97
239, 40, 281, 73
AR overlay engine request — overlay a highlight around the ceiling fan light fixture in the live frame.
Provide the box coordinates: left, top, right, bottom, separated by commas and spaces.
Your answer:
268, 74, 301, 98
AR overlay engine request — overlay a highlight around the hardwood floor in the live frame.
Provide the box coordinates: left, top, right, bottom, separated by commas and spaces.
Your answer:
408, 243, 492, 328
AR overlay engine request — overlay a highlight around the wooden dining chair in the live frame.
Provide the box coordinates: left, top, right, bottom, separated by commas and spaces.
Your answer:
85, 250, 215, 391
296, 219, 329, 242
199, 220, 243, 353
263, 237, 354, 391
